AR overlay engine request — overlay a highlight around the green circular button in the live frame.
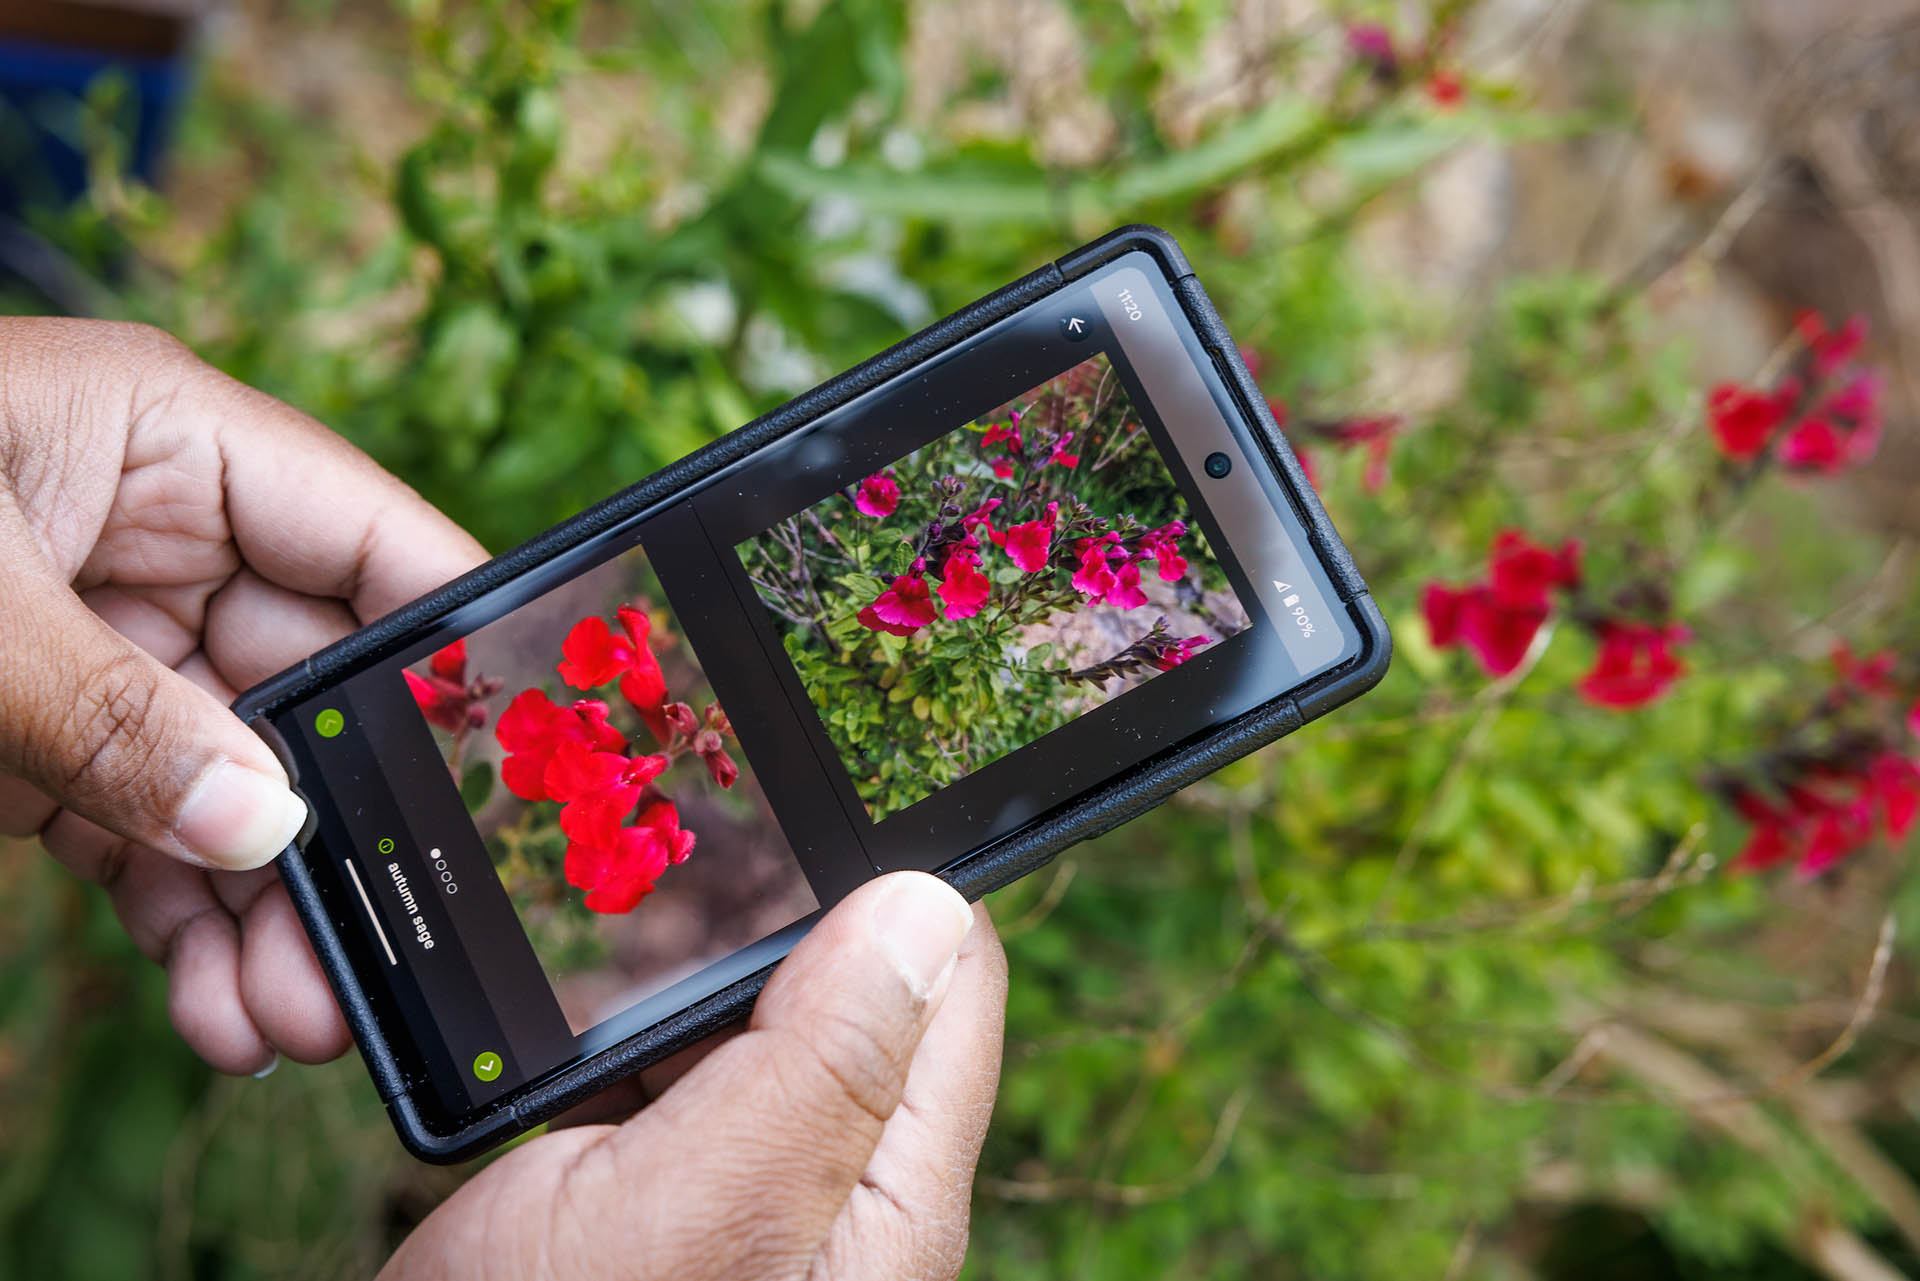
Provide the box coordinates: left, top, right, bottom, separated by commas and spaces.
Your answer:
472, 1051, 503, 1083
314, 708, 345, 738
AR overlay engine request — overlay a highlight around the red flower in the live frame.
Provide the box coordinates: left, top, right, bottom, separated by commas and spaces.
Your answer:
1832, 643, 1898, 699
857, 573, 939, 636
1731, 752, 1920, 880
404, 669, 472, 734
854, 472, 900, 518
1576, 621, 1689, 709
1426, 69, 1465, 108
562, 801, 696, 914
1071, 544, 1119, 601
1870, 753, 1920, 842
546, 739, 670, 849
936, 551, 991, 619
429, 639, 467, 683
1909, 695, 1920, 742
1797, 310, 1868, 379
1048, 432, 1080, 468
1421, 583, 1466, 648
992, 458, 1015, 479
494, 690, 627, 802
1488, 530, 1581, 609
999, 504, 1057, 573
690, 727, 739, 789
1706, 382, 1788, 461
1328, 417, 1400, 492
981, 421, 1022, 451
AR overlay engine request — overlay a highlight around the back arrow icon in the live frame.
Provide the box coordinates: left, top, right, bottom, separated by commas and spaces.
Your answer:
1067, 318, 1085, 333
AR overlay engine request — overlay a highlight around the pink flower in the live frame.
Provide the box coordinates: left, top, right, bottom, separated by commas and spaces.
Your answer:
992, 458, 1015, 479
1152, 634, 1212, 671
1576, 621, 1689, 709
1346, 21, 1398, 76
999, 503, 1057, 573
1048, 432, 1080, 468
1779, 416, 1845, 473
1105, 560, 1149, 610
936, 552, 991, 619
857, 574, 939, 636
693, 727, 739, 790
854, 472, 900, 518
1138, 521, 1189, 582
1071, 544, 1119, 601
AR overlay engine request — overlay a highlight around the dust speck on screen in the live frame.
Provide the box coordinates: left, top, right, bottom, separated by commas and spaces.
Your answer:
738, 352, 1251, 823
400, 548, 817, 1036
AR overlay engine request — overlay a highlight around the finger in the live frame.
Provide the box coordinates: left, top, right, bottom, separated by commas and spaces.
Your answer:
0, 496, 305, 871
201, 568, 361, 692
384, 874, 977, 1281
236, 883, 352, 1063
147, 362, 490, 620
575, 873, 974, 1277
0, 771, 57, 838
167, 899, 275, 1075
817, 902, 1007, 1281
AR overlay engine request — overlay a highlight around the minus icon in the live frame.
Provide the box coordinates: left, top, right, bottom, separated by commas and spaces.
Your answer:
1283, 594, 1300, 607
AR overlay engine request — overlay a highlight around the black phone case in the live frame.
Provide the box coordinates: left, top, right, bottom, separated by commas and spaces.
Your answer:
233, 226, 1390, 1162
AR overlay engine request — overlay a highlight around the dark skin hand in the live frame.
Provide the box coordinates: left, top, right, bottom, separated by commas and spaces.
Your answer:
0, 319, 1009, 1279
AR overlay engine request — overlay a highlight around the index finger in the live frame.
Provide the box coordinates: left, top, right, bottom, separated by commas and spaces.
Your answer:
163, 359, 489, 622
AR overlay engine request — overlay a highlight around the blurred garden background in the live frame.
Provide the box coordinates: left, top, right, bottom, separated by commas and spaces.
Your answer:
6, 0, 1920, 1277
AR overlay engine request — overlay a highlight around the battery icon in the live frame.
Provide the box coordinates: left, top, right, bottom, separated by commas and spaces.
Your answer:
1283, 594, 1300, 607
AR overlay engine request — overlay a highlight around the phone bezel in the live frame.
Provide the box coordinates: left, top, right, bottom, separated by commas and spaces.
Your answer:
234, 226, 1391, 1161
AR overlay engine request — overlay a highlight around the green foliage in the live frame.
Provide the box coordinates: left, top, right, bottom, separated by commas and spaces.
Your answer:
9, 1, 1920, 1279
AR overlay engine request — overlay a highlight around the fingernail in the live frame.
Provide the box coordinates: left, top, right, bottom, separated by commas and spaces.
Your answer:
872, 874, 974, 1002
173, 760, 307, 871
252, 1052, 281, 1080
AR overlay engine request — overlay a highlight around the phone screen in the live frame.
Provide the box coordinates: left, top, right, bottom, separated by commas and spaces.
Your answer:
270, 250, 1360, 1126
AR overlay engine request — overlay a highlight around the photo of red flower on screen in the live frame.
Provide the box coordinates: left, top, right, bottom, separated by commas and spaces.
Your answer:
740, 353, 1250, 822
402, 546, 815, 1035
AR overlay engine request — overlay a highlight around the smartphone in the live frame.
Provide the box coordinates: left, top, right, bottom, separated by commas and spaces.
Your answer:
235, 226, 1389, 1161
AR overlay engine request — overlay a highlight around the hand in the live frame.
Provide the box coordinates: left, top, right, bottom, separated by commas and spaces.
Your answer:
0, 319, 488, 1073
382, 872, 1007, 1281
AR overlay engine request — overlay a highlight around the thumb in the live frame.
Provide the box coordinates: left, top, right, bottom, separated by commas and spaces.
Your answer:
535, 872, 976, 1280
0, 498, 305, 871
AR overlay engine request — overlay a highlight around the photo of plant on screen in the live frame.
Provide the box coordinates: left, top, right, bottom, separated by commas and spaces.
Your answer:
402, 547, 815, 1033
741, 353, 1249, 822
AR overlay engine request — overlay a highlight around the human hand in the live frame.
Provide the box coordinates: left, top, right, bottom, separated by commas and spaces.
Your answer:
381, 872, 1007, 1281
0, 318, 488, 1073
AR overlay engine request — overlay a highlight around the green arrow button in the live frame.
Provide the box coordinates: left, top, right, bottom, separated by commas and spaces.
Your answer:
472, 1051, 503, 1083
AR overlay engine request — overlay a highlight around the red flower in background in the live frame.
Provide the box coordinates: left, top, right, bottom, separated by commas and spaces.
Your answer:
1105, 560, 1150, 610
495, 690, 628, 802
1731, 753, 1920, 880
1705, 311, 1881, 471
1424, 530, 1582, 678
936, 551, 992, 619
1151, 634, 1212, 671
854, 471, 900, 518
1707, 383, 1791, 461
981, 421, 1022, 451
1422, 584, 1547, 677
1426, 69, 1465, 108
1577, 621, 1689, 709
857, 573, 939, 636
1048, 432, 1081, 468
1488, 530, 1581, 608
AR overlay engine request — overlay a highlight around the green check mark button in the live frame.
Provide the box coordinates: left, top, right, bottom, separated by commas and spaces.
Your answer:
472, 1051, 503, 1083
